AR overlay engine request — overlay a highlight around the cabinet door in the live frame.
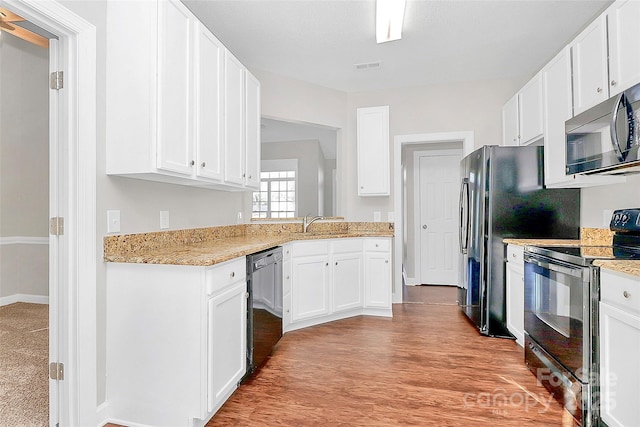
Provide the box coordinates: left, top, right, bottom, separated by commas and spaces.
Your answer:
245, 72, 261, 189
364, 253, 391, 308
572, 15, 609, 115
207, 281, 247, 412
224, 51, 246, 186
502, 94, 519, 146
357, 106, 390, 196
608, 0, 640, 96
332, 252, 363, 313
195, 23, 224, 181
505, 260, 524, 346
157, 0, 194, 175
599, 302, 640, 427
518, 74, 544, 145
291, 255, 330, 321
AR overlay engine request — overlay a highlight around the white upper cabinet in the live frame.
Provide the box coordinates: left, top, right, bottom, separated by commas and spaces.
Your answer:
502, 94, 519, 146
195, 22, 224, 181
224, 51, 246, 186
105, 0, 260, 191
542, 47, 623, 188
357, 106, 390, 196
571, 15, 610, 115
157, 0, 194, 175
607, 0, 640, 96
518, 74, 544, 145
245, 72, 261, 189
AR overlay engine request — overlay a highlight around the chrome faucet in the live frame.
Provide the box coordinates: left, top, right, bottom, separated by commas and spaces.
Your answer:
303, 215, 324, 233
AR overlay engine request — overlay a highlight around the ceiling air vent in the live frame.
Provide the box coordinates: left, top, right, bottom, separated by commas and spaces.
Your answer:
354, 61, 382, 71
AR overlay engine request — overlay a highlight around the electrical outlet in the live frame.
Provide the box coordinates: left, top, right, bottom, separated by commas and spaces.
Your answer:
160, 211, 170, 229
237, 212, 243, 224
107, 210, 120, 233
387, 212, 395, 222
373, 211, 381, 222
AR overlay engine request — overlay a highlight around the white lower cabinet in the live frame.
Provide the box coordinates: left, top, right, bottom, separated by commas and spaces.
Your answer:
505, 244, 524, 347
599, 269, 640, 427
106, 257, 246, 427
286, 237, 392, 332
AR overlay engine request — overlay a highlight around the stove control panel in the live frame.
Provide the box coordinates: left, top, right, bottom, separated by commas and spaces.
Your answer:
610, 209, 640, 233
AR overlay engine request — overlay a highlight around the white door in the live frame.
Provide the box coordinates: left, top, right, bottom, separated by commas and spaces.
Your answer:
418, 153, 460, 285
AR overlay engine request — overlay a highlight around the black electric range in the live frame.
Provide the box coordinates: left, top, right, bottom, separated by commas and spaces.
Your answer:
525, 242, 640, 267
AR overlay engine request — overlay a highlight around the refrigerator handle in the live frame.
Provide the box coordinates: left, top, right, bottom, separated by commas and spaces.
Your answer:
459, 178, 469, 254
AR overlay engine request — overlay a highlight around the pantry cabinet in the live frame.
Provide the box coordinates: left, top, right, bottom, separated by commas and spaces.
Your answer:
357, 106, 390, 196
599, 269, 640, 427
105, 0, 260, 191
106, 257, 247, 427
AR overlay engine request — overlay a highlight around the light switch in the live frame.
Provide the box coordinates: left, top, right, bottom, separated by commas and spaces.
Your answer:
387, 212, 395, 222
107, 210, 120, 233
160, 211, 170, 229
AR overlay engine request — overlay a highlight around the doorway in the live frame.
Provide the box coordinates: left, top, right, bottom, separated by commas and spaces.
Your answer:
392, 132, 474, 304
414, 148, 462, 285
0, 1, 97, 425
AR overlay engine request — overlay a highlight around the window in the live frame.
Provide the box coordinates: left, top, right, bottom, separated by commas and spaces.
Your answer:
252, 170, 297, 218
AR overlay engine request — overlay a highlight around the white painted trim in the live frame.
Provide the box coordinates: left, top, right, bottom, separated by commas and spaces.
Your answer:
0, 236, 49, 245
412, 148, 462, 285
2, 1, 98, 426
405, 277, 420, 286
392, 132, 474, 304
0, 294, 49, 306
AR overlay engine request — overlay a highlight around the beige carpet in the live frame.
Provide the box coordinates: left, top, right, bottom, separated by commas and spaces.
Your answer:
0, 303, 49, 427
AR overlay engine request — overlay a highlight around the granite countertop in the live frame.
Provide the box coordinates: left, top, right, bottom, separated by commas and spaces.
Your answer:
503, 238, 581, 246
594, 260, 640, 277
104, 222, 394, 266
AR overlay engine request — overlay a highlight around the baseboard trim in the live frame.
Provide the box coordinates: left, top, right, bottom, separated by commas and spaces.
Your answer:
0, 294, 49, 306
405, 277, 420, 286
0, 236, 49, 246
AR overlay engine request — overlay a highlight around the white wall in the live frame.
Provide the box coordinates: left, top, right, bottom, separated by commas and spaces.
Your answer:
580, 174, 640, 228
0, 33, 49, 302
343, 79, 522, 221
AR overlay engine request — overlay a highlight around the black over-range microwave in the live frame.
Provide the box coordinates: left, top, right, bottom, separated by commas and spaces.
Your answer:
566, 82, 640, 175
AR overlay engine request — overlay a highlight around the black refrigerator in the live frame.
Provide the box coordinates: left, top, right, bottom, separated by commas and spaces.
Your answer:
458, 145, 580, 337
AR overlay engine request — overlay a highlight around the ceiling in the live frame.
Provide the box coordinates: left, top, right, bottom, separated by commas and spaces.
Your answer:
183, 0, 612, 93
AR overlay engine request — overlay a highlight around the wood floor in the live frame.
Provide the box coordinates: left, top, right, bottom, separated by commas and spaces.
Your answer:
207, 285, 574, 426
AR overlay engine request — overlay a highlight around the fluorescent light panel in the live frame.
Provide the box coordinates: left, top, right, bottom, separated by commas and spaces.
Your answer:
376, 0, 406, 44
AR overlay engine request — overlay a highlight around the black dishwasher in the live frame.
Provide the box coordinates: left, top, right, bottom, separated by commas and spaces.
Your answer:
244, 246, 283, 380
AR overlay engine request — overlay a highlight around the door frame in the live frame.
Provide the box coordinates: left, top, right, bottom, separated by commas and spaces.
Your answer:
1, 0, 97, 425
392, 132, 474, 303
412, 148, 462, 285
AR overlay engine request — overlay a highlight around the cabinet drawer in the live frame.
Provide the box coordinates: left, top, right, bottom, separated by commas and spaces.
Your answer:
292, 240, 330, 257
332, 238, 363, 254
206, 257, 246, 295
363, 238, 390, 252
506, 244, 524, 265
601, 269, 640, 316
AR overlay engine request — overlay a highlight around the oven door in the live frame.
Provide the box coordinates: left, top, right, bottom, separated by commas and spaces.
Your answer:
523, 253, 590, 381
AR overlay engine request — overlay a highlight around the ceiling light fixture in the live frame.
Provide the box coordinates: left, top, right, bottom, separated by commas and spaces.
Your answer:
376, 0, 406, 44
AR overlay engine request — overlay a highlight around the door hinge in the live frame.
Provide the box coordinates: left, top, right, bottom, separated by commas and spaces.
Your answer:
49, 217, 64, 236
50, 71, 63, 90
49, 362, 64, 380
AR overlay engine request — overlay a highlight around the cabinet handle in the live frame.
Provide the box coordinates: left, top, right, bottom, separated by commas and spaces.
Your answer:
385, 260, 389, 263
375, 244, 379, 247
201, 162, 206, 167
243, 173, 246, 178
230, 271, 235, 278
623, 291, 630, 299
335, 262, 338, 266
249, 175, 252, 179
360, 186, 364, 189
597, 87, 603, 93
286, 275, 290, 280
325, 262, 329, 266
190, 160, 195, 166
611, 80, 617, 86
512, 253, 516, 258
286, 309, 290, 313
